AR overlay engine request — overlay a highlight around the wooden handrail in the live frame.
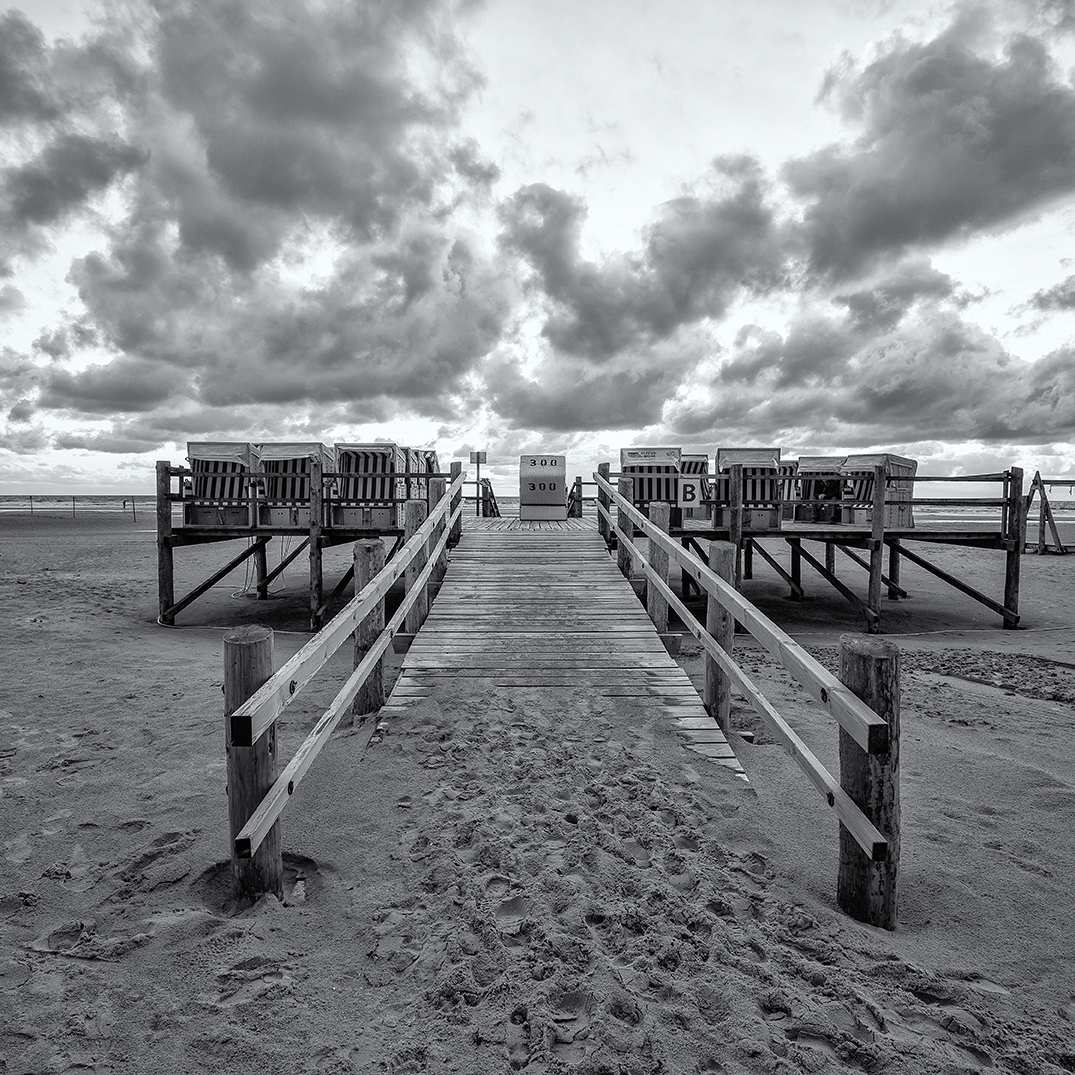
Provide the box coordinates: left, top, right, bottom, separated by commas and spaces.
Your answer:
594, 471, 889, 753
234, 496, 462, 858
603, 508, 887, 860
228, 470, 466, 747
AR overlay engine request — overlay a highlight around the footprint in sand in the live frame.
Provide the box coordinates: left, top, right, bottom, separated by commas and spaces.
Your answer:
505, 1005, 530, 1071
208, 956, 293, 1007
550, 988, 596, 1063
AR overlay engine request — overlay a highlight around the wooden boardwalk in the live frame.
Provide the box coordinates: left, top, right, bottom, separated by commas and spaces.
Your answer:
378, 517, 746, 778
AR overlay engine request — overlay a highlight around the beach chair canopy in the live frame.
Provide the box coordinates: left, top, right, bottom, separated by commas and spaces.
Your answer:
716, 448, 781, 471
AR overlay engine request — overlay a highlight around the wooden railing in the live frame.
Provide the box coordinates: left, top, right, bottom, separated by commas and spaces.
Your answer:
595, 470, 899, 928
220, 470, 465, 902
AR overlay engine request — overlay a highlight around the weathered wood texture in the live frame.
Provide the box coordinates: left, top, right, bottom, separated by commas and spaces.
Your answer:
704, 541, 735, 733
380, 519, 746, 778
647, 502, 671, 634
837, 635, 900, 929
352, 539, 386, 717
223, 626, 283, 901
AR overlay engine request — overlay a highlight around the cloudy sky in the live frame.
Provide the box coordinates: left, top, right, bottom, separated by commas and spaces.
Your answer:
3, 0, 1075, 492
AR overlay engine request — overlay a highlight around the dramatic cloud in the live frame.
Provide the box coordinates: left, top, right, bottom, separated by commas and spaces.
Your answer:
499, 157, 786, 360
786, 18, 1075, 277
1029, 274, 1075, 310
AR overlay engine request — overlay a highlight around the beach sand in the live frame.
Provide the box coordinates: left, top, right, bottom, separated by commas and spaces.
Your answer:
1, 512, 1073, 1073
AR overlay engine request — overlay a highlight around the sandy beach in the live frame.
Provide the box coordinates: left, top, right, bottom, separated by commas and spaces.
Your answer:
1, 511, 1074, 1074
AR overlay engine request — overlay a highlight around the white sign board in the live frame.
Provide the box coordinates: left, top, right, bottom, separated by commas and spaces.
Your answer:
620, 447, 681, 469
469, 451, 487, 464
677, 477, 704, 509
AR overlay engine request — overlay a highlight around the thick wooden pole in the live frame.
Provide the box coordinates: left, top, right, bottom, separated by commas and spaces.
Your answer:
429, 478, 448, 584
1004, 467, 1023, 629
224, 625, 282, 901
647, 502, 670, 633
156, 461, 175, 625
597, 462, 611, 546
705, 541, 735, 733
449, 461, 462, 546
887, 539, 901, 599
254, 540, 269, 600
353, 539, 386, 718
825, 541, 836, 576
309, 455, 324, 630
743, 538, 754, 580
616, 477, 634, 579
837, 635, 899, 929
867, 465, 886, 634
789, 537, 802, 599
729, 463, 744, 587
404, 499, 429, 634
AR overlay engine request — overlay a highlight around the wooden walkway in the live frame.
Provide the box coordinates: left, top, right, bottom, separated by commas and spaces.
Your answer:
378, 517, 745, 778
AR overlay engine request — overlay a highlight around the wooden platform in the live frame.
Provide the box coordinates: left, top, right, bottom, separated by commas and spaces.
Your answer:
378, 517, 746, 778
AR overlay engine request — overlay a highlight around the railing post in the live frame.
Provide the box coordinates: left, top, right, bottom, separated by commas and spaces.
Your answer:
616, 477, 634, 579
730, 463, 744, 587
837, 635, 899, 929
705, 541, 736, 733
568, 475, 583, 518
647, 502, 670, 633
429, 478, 448, 584
224, 625, 283, 901
866, 464, 887, 633
309, 455, 324, 630
1004, 467, 1023, 629
156, 461, 175, 625
449, 461, 463, 546
353, 539, 386, 718
597, 462, 611, 546
405, 499, 429, 634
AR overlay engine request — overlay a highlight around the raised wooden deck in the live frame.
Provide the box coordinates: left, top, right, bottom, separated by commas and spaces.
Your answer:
378, 517, 745, 778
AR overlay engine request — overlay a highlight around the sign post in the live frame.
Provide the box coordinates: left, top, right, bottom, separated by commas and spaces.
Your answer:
470, 451, 486, 516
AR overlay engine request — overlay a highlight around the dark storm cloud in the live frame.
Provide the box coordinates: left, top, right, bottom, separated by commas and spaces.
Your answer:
498, 157, 785, 361
1029, 273, 1075, 310
786, 21, 1075, 277
41, 357, 178, 414
3, 133, 146, 226
0, 11, 59, 124
7, 398, 34, 422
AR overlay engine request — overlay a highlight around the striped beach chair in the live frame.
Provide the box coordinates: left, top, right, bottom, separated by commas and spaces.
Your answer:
256, 442, 333, 527
791, 456, 846, 523
185, 442, 258, 527
333, 443, 406, 529
839, 454, 918, 528
716, 448, 783, 530
680, 454, 711, 519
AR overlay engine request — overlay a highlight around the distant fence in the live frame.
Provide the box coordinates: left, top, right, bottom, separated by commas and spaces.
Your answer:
595, 470, 899, 929
0, 495, 143, 519
220, 470, 464, 902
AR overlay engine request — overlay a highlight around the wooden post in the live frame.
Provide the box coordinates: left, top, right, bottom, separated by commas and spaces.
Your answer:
254, 540, 269, 600
616, 477, 634, 579
729, 463, 744, 588
308, 455, 324, 630
156, 461, 175, 626
29, 494, 33, 515
887, 539, 901, 599
825, 541, 836, 576
743, 538, 754, 580
72, 495, 76, 518
224, 625, 283, 901
405, 499, 429, 634
429, 478, 448, 584
648, 502, 670, 633
449, 461, 462, 546
353, 539, 386, 718
705, 541, 735, 733
1004, 467, 1023, 629
867, 465, 886, 634
597, 462, 611, 546
568, 475, 584, 518
837, 635, 899, 929
789, 537, 801, 600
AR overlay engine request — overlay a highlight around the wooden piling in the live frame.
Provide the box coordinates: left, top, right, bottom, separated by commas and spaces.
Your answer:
729, 463, 744, 587
1004, 467, 1023, 629
155, 461, 175, 625
647, 502, 671, 633
867, 464, 886, 634
837, 635, 899, 929
704, 541, 736, 733
404, 499, 430, 634
616, 477, 634, 579
254, 540, 269, 600
224, 625, 283, 901
597, 463, 611, 546
449, 461, 463, 546
353, 539, 386, 718
887, 539, 901, 599
308, 455, 324, 630
429, 478, 448, 584
825, 541, 835, 576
